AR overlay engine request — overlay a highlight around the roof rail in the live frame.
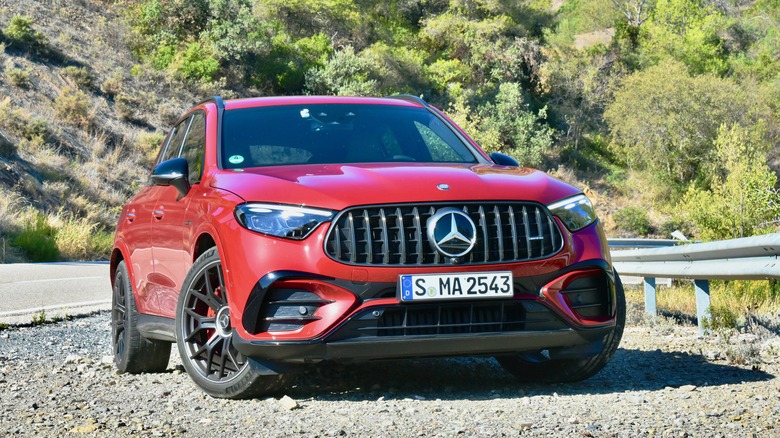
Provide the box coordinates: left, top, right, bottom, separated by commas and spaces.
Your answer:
387, 94, 431, 108
198, 96, 225, 110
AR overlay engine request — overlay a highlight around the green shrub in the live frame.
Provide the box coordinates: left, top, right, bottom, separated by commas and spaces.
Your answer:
53, 87, 91, 127
88, 230, 114, 259
115, 93, 139, 121
6, 67, 30, 87
62, 66, 94, 89
658, 218, 693, 239
13, 214, 59, 262
31, 309, 47, 325
170, 42, 219, 82
304, 46, 379, 96
703, 305, 739, 331
137, 132, 165, 163
100, 70, 124, 97
19, 118, 47, 142
55, 217, 112, 260
3, 16, 46, 52
614, 206, 652, 235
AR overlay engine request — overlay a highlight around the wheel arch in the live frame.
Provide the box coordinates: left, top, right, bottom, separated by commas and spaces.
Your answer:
110, 241, 130, 289
192, 232, 218, 263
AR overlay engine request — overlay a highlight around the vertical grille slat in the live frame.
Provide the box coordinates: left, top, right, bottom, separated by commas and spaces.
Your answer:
334, 225, 342, 259
347, 212, 357, 263
522, 206, 532, 259
379, 209, 390, 264
326, 202, 563, 266
412, 207, 423, 264
363, 210, 373, 263
493, 205, 504, 261
478, 206, 488, 262
429, 206, 440, 265
508, 206, 519, 260
395, 207, 406, 264
548, 214, 556, 256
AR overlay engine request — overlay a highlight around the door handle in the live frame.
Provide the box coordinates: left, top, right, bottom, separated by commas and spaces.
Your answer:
153, 209, 164, 220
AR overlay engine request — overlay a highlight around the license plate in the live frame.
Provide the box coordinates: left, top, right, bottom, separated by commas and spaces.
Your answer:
399, 272, 513, 302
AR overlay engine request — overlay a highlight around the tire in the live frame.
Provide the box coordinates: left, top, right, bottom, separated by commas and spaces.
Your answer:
175, 247, 286, 399
112, 260, 171, 373
496, 271, 626, 383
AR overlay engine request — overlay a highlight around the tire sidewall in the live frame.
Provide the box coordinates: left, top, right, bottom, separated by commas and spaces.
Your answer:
175, 248, 259, 398
113, 261, 132, 372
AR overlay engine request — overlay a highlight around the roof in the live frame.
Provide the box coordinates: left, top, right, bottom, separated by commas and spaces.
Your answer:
222, 95, 425, 111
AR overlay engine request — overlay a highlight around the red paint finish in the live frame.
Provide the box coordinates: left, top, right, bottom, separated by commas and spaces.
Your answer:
111, 95, 615, 348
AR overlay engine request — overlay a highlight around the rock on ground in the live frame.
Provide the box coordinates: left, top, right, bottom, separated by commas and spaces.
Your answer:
1, 313, 779, 436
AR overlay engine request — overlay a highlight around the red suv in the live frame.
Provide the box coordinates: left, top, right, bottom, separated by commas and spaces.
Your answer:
110, 95, 625, 399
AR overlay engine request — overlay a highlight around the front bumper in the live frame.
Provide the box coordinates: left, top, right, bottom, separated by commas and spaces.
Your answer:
233, 260, 618, 364
234, 327, 612, 363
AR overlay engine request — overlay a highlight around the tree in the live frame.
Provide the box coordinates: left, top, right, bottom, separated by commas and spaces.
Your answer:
611, 0, 649, 29
304, 46, 379, 96
680, 123, 779, 240
604, 60, 752, 187
639, 0, 729, 74
449, 82, 555, 167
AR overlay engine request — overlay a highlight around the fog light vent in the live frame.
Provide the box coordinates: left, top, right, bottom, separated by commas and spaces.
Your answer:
259, 288, 332, 332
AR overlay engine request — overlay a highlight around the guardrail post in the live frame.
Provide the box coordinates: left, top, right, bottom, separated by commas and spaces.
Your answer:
644, 277, 657, 317
694, 280, 710, 336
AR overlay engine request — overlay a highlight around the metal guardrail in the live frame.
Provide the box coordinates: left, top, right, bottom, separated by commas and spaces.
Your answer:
607, 238, 683, 249
608, 234, 780, 335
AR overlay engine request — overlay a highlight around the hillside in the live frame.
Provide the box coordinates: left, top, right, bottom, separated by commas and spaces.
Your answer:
0, 0, 200, 262
0, 0, 779, 263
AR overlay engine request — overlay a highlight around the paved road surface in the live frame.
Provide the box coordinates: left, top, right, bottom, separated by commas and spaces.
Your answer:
0, 262, 110, 325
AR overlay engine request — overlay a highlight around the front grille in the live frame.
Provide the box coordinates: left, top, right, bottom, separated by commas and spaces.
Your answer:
335, 300, 566, 339
325, 203, 563, 266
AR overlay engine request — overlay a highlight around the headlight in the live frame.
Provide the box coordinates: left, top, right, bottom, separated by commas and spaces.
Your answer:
235, 203, 334, 239
547, 194, 597, 232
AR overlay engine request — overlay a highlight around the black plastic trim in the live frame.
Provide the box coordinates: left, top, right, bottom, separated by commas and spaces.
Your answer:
232, 327, 613, 363
242, 270, 335, 334
198, 96, 226, 170
137, 314, 176, 342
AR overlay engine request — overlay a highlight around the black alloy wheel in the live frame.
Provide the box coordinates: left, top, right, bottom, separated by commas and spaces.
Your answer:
496, 271, 626, 383
176, 248, 285, 398
112, 260, 171, 373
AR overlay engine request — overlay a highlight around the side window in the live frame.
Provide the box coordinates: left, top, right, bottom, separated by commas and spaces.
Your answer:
180, 111, 206, 184
160, 116, 192, 164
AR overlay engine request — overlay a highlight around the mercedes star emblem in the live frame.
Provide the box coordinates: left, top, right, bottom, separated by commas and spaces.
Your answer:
427, 208, 477, 258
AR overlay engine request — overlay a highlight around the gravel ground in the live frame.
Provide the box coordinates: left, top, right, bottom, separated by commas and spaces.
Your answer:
1, 312, 779, 437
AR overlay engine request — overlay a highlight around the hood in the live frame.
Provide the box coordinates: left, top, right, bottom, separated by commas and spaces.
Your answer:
210, 163, 580, 210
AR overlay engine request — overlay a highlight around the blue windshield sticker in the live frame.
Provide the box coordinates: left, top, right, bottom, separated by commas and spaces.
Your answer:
228, 155, 244, 164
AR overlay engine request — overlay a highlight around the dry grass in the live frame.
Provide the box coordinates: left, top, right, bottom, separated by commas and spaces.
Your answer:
50, 214, 112, 260
0, 187, 26, 234
0, 0, 201, 262
53, 87, 93, 127
624, 280, 780, 327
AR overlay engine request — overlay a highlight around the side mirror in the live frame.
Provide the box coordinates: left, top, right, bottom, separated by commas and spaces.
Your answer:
489, 152, 520, 167
151, 157, 191, 197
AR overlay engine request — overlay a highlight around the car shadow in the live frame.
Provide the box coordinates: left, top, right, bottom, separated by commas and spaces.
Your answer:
280, 347, 774, 401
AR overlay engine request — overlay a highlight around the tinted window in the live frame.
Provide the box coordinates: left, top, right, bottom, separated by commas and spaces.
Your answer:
180, 111, 206, 183
221, 104, 478, 168
160, 116, 191, 163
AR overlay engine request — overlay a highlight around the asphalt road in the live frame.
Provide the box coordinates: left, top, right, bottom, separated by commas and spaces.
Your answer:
0, 262, 110, 325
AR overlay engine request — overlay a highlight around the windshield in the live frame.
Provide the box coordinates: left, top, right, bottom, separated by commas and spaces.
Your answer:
221, 104, 479, 169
